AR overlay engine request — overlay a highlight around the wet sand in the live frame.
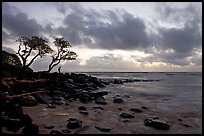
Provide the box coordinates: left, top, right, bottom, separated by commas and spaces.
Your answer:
20, 84, 201, 134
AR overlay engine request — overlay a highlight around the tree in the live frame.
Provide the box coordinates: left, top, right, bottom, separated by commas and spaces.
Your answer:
2, 50, 22, 66
47, 38, 77, 72
16, 36, 53, 68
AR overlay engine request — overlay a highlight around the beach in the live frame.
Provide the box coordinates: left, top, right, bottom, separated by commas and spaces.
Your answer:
10, 72, 202, 134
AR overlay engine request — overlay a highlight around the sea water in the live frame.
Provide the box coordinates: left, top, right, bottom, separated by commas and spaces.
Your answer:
80, 72, 202, 129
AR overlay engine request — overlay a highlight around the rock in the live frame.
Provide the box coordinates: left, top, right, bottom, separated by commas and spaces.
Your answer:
47, 103, 56, 109
129, 108, 143, 113
67, 118, 82, 129
21, 114, 32, 125
120, 112, 135, 119
95, 97, 107, 105
2, 117, 23, 132
181, 123, 192, 127
79, 111, 89, 115
61, 129, 71, 134
50, 130, 63, 134
33, 93, 49, 104
73, 125, 90, 134
141, 106, 148, 109
113, 97, 124, 103
124, 95, 131, 98
95, 126, 111, 132
78, 106, 87, 111
177, 118, 183, 121
113, 79, 123, 84
144, 118, 171, 130
13, 95, 38, 107
92, 91, 108, 98
118, 107, 122, 110
92, 106, 104, 110
44, 125, 55, 129
122, 119, 130, 122
22, 123, 39, 135
4, 102, 24, 119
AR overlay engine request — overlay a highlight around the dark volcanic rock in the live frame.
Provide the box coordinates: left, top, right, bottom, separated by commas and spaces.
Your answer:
21, 114, 32, 125
141, 106, 148, 109
2, 117, 23, 132
95, 126, 112, 132
47, 103, 56, 109
113, 79, 123, 84
79, 111, 89, 115
78, 106, 87, 111
13, 95, 38, 107
44, 125, 55, 129
120, 112, 135, 118
144, 118, 171, 130
95, 97, 107, 105
61, 129, 71, 134
4, 102, 24, 119
33, 93, 49, 104
67, 118, 82, 129
113, 97, 124, 103
181, 123, 192, 127
129, 108, 143, 113
92, 106, 104, 110
22, 123, 39, 135
50, 130, 63, 134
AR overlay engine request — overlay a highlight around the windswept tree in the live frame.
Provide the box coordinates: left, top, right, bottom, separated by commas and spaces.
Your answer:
16, 36, 53, 68
47, 38, 77, 72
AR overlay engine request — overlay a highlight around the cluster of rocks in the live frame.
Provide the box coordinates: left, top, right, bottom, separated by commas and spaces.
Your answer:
2, 101, 39, 134
2, 72, 177, 134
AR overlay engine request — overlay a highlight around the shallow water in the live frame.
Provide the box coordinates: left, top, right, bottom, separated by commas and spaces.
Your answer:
21, 72, 202, 134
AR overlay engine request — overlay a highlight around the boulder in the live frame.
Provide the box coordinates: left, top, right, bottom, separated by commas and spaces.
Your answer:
113, 97, 124, 103
13, 95, 38, 107
144, 118, 171, 130
78, 106, 87, 111
44, 125, 55, 129
61, 129, 71, 134
50, 130, 63, 134
21, 114, 32, 125
141, 106, 148, 109
2, 117, 23, 132
113, 79, 123, 84
120, 112, 135, 119
95, 97, 107, 105
22, 123, 39, 135
4, 102, 24, 119
129, 108, 143, 113
67, 118, 82, 129
79, 111, 89, 115
95, 126, 111, 132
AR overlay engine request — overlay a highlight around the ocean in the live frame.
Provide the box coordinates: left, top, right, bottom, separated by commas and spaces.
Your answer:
21, 72, 202, 134
80, 72, 202, 130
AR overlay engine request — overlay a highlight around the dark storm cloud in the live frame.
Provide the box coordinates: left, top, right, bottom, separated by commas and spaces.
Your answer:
155, 3, 202, 54
141, 3, 202, 66
54, 3, 150, 49
2, 3, 45, 41
2, 13, 44, 38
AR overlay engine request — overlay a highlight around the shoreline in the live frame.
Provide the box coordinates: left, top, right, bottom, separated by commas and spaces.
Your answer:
2, 72, 202, 134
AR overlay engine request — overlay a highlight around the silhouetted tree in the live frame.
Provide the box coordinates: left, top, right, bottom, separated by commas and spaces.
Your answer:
2, 50, 22, 66
47, 38, 77, 72
16, 36, 53, 68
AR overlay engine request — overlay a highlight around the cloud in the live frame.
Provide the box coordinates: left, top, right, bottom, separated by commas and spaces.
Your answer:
53, 3, 151, 50
2, 46, 16, 54
2, 3, 46, 41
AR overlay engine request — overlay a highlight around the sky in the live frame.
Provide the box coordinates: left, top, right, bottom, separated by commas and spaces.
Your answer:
2, 2, 202, 72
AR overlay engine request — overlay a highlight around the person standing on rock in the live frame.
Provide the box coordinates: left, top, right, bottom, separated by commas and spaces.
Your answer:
58, 67, 61, 74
